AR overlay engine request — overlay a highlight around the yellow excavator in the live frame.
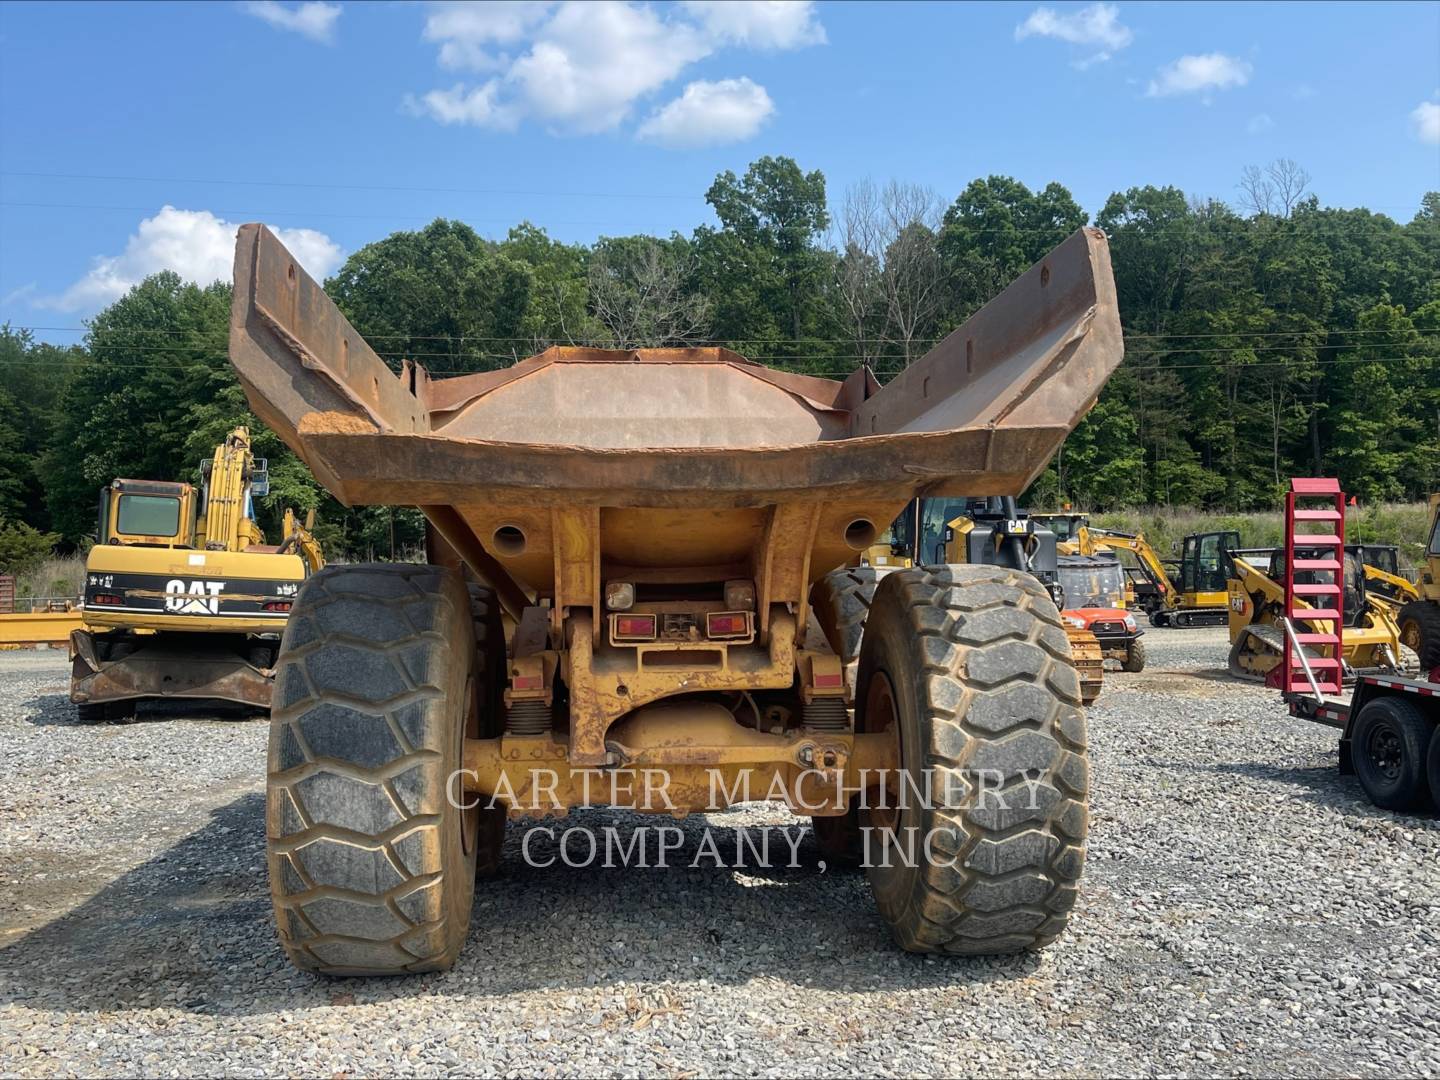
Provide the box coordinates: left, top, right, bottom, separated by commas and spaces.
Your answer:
70, 427, 323, 721
1051, 522, 1175, 613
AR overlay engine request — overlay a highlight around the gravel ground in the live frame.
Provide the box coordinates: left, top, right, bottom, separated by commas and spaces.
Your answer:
1, 628, 1437, 1078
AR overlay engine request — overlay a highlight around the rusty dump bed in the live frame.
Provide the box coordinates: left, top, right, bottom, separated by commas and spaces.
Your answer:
230, 224, 1122, 615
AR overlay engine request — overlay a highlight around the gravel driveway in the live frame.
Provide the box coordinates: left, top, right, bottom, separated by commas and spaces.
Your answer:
1, 630, 1437, 1078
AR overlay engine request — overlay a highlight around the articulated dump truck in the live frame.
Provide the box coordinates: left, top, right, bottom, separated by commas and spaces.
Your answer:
230, 223, 1124, 975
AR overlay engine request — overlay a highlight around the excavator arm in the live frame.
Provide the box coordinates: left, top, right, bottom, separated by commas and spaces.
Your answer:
199, 427, 264, 552
1085, 528, 1174, 605
281, 508, 325, 574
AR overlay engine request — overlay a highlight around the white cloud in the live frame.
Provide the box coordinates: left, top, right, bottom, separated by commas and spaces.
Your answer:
1, 282, 37, 307
39, 207, 343, 314
1412, 99, 1440, 145
508, 2, 712, 133
680, 1, 825, 49
406, 81, 517, 128
240, 1, 341, 44
637, 77, 774, 147
423, 1, 553, 71
409, 0, 821, 141
1015, 3, 1131, 66
1146, 53, 1252, 98
1246, 112, 1274, 134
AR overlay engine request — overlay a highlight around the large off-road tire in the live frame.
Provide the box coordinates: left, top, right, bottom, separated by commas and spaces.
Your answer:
1121, 637, 1147, 673
806, 567, 882, 864
857, 565, 1088, 954
75, 699, 137, 724
1398, 601, 1440, 673
75, 702, 110, 724
266, 564, 482, 975
810, 566, 880, 668
465, 584, 508, 878
1350, 696, 1435, 813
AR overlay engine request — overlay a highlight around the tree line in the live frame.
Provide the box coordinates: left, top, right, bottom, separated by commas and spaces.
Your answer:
0, 155, 1435, 563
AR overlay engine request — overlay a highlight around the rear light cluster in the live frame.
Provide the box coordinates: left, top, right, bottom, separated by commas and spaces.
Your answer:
89, 593, 123, 606
263, 601, 293, 613
608, 611, 753, 644
612, 614, 657, 641
705, 611, 751, 640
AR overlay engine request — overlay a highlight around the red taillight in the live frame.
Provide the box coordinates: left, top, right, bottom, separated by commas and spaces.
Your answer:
613, 614, 657, 642
706, 611, 751, 639
813, 671, 843, 689
90, 593, 123, 606
264, 601, 292, 613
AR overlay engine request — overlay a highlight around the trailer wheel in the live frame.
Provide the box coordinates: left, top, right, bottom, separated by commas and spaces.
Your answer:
266, 564, 482, 975
1121, 638, 1147, 673
857, 565, 1088, 954
1398, 601, 1440, 672
1428, 726, 1440, 813
1351, 696, 1435, 813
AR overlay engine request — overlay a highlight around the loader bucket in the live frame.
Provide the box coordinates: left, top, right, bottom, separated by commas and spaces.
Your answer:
229, 224, 1122, 619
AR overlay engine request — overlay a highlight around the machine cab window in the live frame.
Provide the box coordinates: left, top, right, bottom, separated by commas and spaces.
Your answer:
115, 494, 181, 538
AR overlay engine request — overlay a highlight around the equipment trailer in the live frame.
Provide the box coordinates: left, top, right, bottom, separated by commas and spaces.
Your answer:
1286, 675, 1440, 812
229, 223, 1124, 974
1272, 478, 1438, 812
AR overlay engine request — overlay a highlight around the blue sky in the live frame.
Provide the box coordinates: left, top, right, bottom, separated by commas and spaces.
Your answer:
1, 0, 1437, 341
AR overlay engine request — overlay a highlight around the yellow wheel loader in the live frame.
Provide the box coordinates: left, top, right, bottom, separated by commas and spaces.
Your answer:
1397, 495, 1440, 675
69, 427, 323, 721
230, 223, 1122, 974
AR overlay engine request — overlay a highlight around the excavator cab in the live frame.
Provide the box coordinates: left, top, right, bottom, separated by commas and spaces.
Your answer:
1153, 530, 1241, 627
98, 480, 198, 549
1178, 530, 1241, 598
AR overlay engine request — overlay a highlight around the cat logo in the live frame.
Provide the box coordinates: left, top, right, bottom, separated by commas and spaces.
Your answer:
165, 579, 226, 615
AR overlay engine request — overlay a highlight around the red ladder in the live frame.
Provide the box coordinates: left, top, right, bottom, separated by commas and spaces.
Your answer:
1281, 478, 1345, 696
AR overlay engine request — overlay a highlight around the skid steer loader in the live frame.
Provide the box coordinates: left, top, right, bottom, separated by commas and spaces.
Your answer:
229, 223, 1123, 974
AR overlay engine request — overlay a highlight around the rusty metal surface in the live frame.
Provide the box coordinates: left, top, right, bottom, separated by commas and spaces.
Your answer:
230, 223, 1122, 509
0, 610, 83, 648
69, 629, 272, 708
462, 701, 898, 815
230, 223, 1123, 636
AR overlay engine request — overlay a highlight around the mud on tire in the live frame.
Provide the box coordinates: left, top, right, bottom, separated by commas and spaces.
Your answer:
857, 564, 1089, 954
1121, 637, 1147, 673
266, 563, 482, 975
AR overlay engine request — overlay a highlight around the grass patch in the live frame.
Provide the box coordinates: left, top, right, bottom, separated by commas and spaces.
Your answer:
1087, 502, 1432, 572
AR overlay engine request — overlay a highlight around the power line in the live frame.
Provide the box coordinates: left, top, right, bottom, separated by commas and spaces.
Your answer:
0, 353, 1429, 378
0, 201, 689, 230
14, 324, 1437, 345
0, 170, 704, 202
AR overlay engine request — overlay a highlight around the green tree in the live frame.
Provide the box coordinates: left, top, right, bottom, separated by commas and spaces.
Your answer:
327, 218, 533, 372
696, 156, 836, 367
939, 176, 1086, 323
39, 273, 232, 541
